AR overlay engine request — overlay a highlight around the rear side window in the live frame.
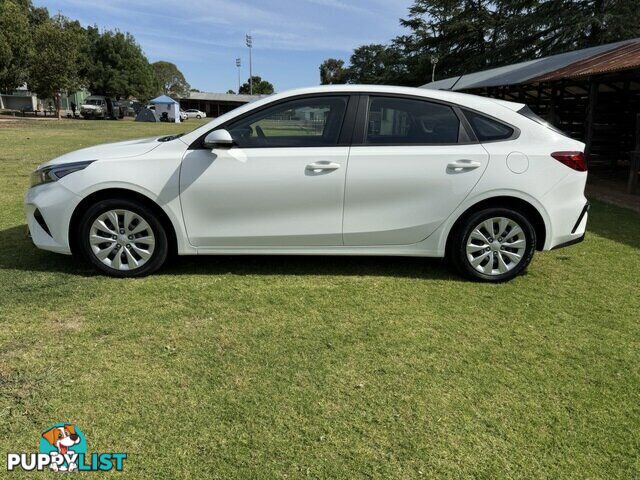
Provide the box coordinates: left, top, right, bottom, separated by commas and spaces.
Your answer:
366, 97, 460, 145
463, 110, 514, 142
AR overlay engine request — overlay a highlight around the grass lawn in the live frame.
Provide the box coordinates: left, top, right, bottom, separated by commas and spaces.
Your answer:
1, 119, 639, 479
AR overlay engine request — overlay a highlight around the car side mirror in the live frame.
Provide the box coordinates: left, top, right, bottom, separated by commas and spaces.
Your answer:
203, 129, 234, 149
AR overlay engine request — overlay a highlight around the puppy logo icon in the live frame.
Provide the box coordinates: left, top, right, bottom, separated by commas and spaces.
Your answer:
40, 424, 85, 472
6, 423, 126, 472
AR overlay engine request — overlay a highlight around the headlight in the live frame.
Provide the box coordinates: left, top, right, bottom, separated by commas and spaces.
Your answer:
30, 161, 95, 188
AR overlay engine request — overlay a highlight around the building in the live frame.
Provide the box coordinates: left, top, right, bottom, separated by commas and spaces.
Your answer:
178, 92, 264, 118
423, 38, 640, 193
0, 85, 89, 116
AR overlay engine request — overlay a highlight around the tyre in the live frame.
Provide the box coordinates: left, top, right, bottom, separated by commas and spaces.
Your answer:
196, 115, 201, 119
77, 198, 168, 277
449, 207, 536, 282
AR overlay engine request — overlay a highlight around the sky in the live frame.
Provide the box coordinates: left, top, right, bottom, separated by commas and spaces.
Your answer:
34, 0, 411, 93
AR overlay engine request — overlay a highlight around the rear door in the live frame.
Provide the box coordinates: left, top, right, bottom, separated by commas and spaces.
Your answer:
343, 95, 489, 245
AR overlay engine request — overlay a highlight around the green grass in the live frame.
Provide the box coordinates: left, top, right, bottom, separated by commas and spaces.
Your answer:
1, 119, 639, 479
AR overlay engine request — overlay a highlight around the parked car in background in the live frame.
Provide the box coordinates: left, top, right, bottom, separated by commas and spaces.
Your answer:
25, 85, 589, 281
80, 96, 125, 120
185, 109, 206, 119
180, 110, 188, 121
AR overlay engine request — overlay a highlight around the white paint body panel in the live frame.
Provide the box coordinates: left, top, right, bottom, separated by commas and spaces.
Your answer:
343, 144, 489, 245
180, 147, 348, 246
24, 85, 588, 259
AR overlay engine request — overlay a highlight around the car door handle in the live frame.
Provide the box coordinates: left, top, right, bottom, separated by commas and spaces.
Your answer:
306, 162, 341, 172
447, 160, 482, 171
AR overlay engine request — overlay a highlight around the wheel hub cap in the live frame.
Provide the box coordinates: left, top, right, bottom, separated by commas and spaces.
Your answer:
89, 209, 155, 271
466, 217, 527, 276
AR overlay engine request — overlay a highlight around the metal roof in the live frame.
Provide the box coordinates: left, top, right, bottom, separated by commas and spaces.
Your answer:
534, 40, 640, 81
423, 38, 640, 91
180, 92, 265, 103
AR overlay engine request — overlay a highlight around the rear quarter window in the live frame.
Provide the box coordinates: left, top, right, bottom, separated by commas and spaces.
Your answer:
463, 110, 515, 142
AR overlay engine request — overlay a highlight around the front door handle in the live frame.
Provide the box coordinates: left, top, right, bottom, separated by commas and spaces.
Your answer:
306, 161, 341, 172
447, 160, 482, 172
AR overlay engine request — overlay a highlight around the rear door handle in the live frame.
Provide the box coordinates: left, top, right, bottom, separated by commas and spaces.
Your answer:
306, 162, 340, 172
447, 160, 482, 171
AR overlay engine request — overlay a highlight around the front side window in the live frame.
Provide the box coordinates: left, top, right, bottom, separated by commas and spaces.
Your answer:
227, 96, 348, 148
366, 97, 460, 145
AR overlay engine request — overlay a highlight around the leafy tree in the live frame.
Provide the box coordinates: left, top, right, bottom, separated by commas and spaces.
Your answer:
83, 27, 157, 100
396, 0, 640, 84
319, 58, 346, 84
28, 14, 86, 118
190, 88, 201, 92
239, 76, 274, 95
0, 0, 32, 98
152, 61, 190, 97
344, 44, 407, 84
226, 89, 235, 94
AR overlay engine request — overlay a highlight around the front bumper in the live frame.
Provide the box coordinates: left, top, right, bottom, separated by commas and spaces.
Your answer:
24, 182, 82, 255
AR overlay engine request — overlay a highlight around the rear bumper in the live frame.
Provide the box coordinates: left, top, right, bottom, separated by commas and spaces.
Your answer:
550, 202, 589, 250
542, 171, 589, 250
551, 232, 585, 250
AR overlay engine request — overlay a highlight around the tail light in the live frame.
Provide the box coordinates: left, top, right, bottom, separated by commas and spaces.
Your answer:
551, 151, 587, 172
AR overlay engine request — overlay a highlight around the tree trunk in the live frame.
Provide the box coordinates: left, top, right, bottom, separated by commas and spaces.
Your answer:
55, 92, 61, 120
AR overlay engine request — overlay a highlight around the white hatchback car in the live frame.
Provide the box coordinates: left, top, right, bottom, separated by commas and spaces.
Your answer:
25, 85, 589, 281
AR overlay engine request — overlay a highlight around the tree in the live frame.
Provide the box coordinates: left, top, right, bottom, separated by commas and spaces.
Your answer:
226, 89, 235, 94
344, 44, 407, 85
83, 27, 157, 100
28, 14, 85, 118
0, 0, 32, 99
152, 61, 190, 98
319, 58, 346, 84
395, 0, 640, 85
239, 76, 274, 95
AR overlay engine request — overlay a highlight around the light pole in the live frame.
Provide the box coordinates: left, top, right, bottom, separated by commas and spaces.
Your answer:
236, 58, 241, 94
245, 34, 253, 95
431, 55, 439, 83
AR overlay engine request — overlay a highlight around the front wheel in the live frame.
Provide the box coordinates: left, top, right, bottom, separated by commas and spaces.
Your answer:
78, 199, 168, 277
449, 208, 536, 282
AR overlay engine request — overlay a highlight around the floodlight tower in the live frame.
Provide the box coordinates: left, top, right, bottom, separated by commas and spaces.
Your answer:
236, 58, 241, 94
245, 34, 253, 95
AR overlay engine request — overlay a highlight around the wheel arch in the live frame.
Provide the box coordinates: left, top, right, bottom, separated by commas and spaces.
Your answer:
68, 188, 178, 256
444, 195, 547, 256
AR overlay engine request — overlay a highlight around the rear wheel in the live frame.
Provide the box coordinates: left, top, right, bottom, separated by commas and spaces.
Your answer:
78, 199, 168, 277
449, 208, 536, 282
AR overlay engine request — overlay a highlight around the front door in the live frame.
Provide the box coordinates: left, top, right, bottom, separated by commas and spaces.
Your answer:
343, 95, 489, 245
180, 95, 353, 247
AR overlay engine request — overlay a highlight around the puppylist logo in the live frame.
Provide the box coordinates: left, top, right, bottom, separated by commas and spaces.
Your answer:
7, 423, 126, 472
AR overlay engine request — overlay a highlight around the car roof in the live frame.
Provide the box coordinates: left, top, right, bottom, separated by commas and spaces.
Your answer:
264, 85, 524, 111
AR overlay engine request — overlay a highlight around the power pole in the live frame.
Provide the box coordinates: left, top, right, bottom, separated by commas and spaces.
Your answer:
245, 34, 253, 95
431, 55, 439, 83
236, 58, 241, 94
